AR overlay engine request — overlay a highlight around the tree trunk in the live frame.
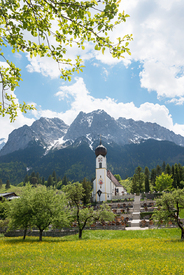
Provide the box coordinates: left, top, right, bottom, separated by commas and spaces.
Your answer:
39, 230, 43, 241
23, 228, 27, 240
79, 228, 83, 239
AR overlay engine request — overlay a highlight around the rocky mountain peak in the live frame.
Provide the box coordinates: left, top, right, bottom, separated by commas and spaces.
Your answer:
0, 117, 69, 157
64, 109, 119, 143
0, 138, 6, 151
1, 110, 184, 157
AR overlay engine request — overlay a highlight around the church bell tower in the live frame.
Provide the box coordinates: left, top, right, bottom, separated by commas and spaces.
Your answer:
93, 141, 108, 202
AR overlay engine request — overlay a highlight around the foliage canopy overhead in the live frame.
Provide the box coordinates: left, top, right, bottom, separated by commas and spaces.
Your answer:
0, 0, 132, 121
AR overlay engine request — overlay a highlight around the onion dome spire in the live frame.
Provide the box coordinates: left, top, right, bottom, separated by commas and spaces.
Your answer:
95, 137, 107, 157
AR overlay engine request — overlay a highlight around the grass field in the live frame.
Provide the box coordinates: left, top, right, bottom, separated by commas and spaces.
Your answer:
0, 184, 23, 195
0, 228, 184, 275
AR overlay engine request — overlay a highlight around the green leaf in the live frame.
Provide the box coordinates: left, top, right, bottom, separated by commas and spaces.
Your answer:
0, 0, 132, 121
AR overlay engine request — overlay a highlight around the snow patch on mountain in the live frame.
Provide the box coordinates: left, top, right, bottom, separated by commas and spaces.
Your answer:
1, 110, 184, 158
44, 137, 73, 154
0, 117, 69, 157
87, 116, 93, 127
86, 134, 93, 150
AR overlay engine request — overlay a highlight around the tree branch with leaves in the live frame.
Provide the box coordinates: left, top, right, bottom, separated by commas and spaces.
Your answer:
63, 182, 114, 239
0, 0, 132, 121
153, 189, 184, 239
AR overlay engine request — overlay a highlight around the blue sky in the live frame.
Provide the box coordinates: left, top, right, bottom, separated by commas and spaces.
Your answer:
1, 0, 184, 140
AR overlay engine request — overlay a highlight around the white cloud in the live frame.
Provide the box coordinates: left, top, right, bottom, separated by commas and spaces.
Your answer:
167, 97, 184, 105
0, 113, 35, 141
2, 0, 184, 140
93, 0, 184, 101
14, 52, 22, 60
93, 63, 100, 67
54, 77, 179, 132
102, 68, 109, 80
26, 42, 94, 79
173, 123, 184, 137
0, 88, 35, 140
121, 0, 184, 101
26, 55, 61, 79
0, 104, 35, 140
2, 77, 184, 140
25, 0, 184, 103
139, 60, 184, 98
0, 62, 9, 68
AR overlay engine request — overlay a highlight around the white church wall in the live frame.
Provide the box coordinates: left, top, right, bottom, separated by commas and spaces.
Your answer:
96, 155, 107, 169
93, 144, 126, 202
95, 165, 107, 202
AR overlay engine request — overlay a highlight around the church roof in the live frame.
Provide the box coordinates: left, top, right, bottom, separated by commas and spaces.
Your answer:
107, 170, 123, 187
95, 142, 107, 157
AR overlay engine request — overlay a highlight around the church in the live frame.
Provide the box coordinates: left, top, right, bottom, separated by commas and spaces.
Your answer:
92, 141, 126, 202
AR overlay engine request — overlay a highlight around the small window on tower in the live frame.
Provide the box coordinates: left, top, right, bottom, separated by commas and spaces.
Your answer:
99, 163, 102, 168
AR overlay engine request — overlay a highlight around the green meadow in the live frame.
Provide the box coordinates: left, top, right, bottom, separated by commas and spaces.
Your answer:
0, 229, 184, 275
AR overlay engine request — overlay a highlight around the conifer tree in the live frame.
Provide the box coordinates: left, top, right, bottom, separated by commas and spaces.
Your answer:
57, 177, 61, 183
151, 168, 156, 186
0, 179, 2, 189
5, 180, 10, 189
144, 167, 150, 193
165, 163, 171, 175
178, 163, 184, 187
30, 171, 36, 178
36, 172, 40, 179
47, 175, 53, 187
24, 174, 29, 185
130, 175, 139, 194
156, 165, 162, 177
130, 166, 144, 194
42, 177, 45, 185
30, 177, 38, 186
172, 164, 178, 189
162, 161, 166, 173
52, 171, 57, 182
135, 166, 144, 193
62, 175, 68, 186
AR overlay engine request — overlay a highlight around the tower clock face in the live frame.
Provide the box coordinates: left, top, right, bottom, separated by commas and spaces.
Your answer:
98, 179, 103, 185
98, 157, 103, 162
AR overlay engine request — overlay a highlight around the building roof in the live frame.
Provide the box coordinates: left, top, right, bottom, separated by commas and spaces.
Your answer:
0, 192, 17, 197
107, 170, 123, 188
0, 192, 18, 200
95, 141, 107, 157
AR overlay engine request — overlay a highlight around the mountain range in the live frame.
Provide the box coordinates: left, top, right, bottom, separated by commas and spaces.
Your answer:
1, 109, 184, 184
0, 138, 6, 151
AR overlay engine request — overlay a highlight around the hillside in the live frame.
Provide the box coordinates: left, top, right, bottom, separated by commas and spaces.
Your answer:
1, 139, 184, 184
1, 110, 184, 184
